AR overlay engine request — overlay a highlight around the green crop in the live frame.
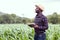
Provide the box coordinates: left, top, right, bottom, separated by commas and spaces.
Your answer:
0, 24, 60, 40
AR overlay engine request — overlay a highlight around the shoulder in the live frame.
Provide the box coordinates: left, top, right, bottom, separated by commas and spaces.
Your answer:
42, 15, 48, 21
42, 15, 47, 19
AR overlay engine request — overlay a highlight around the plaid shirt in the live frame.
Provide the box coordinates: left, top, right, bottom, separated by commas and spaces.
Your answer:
34, 13, 48, 33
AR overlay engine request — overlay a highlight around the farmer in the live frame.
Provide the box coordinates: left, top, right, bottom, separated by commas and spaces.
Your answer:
28, 4, 48, 40
33, 4, 48, 40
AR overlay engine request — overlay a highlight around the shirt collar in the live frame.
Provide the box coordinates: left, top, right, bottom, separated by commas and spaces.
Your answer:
36, 12, 43, 17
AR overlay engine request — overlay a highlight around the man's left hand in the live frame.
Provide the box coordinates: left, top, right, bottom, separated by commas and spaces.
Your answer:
34, 24, 39, 28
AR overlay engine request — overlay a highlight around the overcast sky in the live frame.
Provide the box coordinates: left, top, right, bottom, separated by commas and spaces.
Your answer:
0, 0, 60, 18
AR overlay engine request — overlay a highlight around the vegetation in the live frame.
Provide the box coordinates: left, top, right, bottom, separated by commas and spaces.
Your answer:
0, 12, 33, 24
0, 24, 34, 40
0, 12, 60, 40
47, 12, 60, 24
0, 12, 60, 24
0, 24, 60, 40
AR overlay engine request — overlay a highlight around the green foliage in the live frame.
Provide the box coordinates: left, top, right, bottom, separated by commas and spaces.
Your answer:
0, 24, 60, 40
0, 13, 33, 24
46, 24, 60, 40
47, 12, 60, 24
0, 24, 34, 40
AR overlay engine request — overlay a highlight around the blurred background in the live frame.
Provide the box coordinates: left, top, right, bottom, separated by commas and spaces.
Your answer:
0, 0, 60, 40
0, 0, 60, 24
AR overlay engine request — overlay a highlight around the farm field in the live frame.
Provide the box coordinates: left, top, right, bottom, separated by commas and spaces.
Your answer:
0, 24, 60, 40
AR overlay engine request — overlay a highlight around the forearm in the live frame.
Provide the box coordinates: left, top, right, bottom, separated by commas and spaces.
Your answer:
34, 25, 48, 30
39, 26, 48, 30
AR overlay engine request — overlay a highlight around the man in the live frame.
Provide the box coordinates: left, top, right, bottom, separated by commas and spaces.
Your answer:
34, 4, 48, 40
28, 4, 48, 40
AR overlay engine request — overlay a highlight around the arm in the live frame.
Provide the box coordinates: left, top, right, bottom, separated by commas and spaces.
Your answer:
34, 17, 48, 30
39, 17, 48, 30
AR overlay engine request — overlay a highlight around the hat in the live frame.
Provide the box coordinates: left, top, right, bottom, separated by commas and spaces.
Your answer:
35, 4, 44, 11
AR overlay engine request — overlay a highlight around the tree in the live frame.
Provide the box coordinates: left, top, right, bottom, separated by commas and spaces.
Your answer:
0, 16, 3, 23
0, 13, 33, 24
47, 12, 58, 24
2, 14, 13, 23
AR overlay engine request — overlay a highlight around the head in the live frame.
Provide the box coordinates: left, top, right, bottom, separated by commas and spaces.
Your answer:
35, 5, 44, 13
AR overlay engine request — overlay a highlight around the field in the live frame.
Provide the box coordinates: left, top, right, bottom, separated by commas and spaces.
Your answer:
0, 24, 60, 40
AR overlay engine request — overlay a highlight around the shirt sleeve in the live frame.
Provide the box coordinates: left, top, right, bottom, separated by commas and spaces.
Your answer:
33, 16, 48, 30
39, 17, 48, 30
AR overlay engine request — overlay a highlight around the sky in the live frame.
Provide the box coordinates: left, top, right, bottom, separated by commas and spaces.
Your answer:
0, 0, 60, 18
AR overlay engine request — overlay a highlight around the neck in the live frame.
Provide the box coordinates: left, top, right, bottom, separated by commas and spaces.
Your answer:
36, 12, 42, 16
37, 12, 42, 15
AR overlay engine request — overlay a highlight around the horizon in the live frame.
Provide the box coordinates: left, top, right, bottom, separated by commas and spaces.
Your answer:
0, 0, 60, 18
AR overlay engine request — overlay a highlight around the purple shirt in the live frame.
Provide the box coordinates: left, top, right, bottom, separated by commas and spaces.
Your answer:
34, 13, 48, 33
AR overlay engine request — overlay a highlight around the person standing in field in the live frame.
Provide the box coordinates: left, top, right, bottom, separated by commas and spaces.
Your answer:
34, 4, 48, 40
29, 5, 48, 40
28, 4, 48, 40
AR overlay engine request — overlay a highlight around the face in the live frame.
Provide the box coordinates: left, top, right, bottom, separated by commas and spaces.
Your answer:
35, 7, 40, 13
35, 7, 43, 13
